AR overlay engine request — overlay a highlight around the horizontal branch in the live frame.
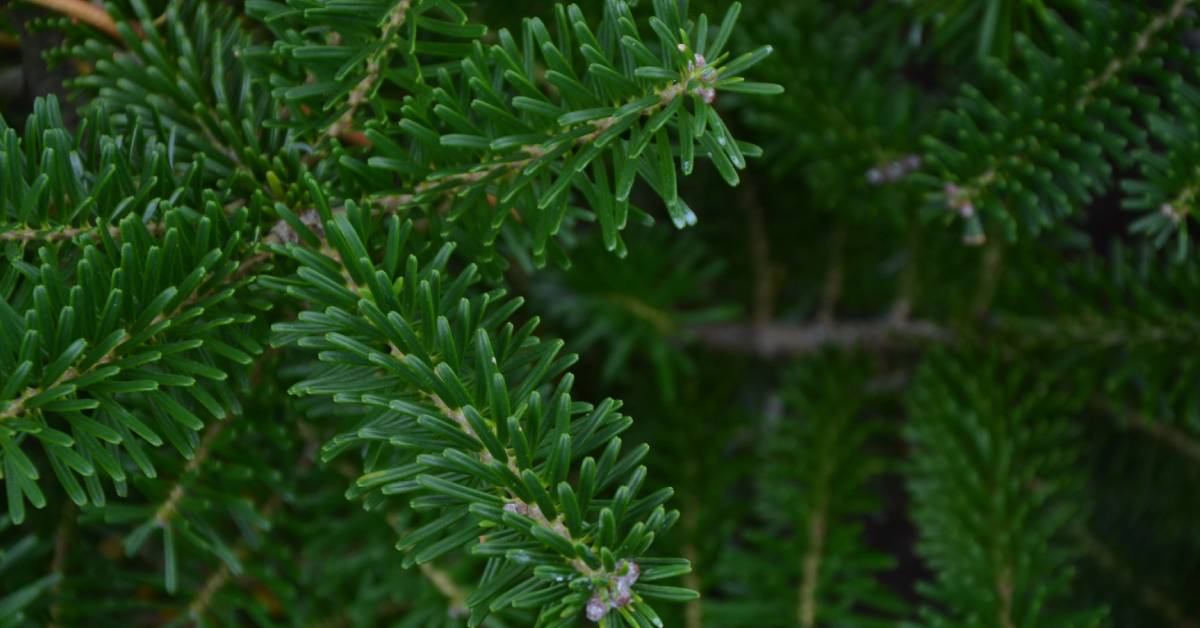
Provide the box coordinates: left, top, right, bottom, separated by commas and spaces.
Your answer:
372, 65, 717, 210
687, 317, 950, 358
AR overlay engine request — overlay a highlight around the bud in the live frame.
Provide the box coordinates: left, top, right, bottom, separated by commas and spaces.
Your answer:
503, 501, 530, 516
586, 595, 608, 622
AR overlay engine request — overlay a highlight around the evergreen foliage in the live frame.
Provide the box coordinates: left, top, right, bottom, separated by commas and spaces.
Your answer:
3, 0, 1200, 626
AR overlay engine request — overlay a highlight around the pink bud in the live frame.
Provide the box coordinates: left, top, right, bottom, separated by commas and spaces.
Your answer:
586, 596, 608, 622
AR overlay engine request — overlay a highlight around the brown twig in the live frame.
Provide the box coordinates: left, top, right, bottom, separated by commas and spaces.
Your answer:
152, 419, 228, 527
418, 563, 469, 618
1093, 403, 1200, 463
689, 318, 950, 358
25, 0, 121, 40
797, 471, 829, 628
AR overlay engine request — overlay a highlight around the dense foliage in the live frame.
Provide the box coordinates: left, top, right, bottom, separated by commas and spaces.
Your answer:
2, 1, 1198, 627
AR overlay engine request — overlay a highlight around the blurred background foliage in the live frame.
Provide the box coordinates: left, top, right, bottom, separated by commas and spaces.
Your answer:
2, 0, 1199, 626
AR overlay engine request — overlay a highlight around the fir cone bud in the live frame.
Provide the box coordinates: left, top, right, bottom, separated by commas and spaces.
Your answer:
586, 595, 608, 622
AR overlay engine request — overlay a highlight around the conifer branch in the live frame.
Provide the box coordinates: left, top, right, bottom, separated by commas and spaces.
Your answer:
796, 477, 828, 628
1077, 0, 1191, 107
908, 353, 1097, 626
325, 0, 412, 143
371, 68, 727, 210
925, 1, 1193, 242
0, 351, 118, 423
0, 223, 149, 243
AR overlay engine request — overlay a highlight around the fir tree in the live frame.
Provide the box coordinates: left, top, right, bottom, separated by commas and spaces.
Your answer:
2, 1, 1199, 627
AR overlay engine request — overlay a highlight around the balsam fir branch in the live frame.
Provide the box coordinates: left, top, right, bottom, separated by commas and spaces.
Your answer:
1123, 81, 1200, 259
719, 355, 904, 627
256, 0, 778, 267
2, 0, 782, 623
919, 1, 1196, 244
906, 351, 1103, 628
265, 197, 692, 626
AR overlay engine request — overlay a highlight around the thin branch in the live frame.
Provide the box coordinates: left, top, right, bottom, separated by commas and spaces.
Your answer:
689, 318, 950, 358
1077, 0, 1191, 107
0, 344, 122, 422
1087, 400, 1200, 463
371, 65, 721, 210
1073, 524, 1198, 628
599, 292, 675, 335
25, 0, 121, 40
47, 504, 75, 628
325, 0, 412, 143
0, 222, 164, 244
797, 480, 829, 628
1126, 412, 1200, 463
680, 475, 703, 628
185, 496, 283, 621
418, 563, 469, 618
941, 0, 1191, 231
188, 562, 233, 620
994, 563, 1015, 628
152, 419, 228, 527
